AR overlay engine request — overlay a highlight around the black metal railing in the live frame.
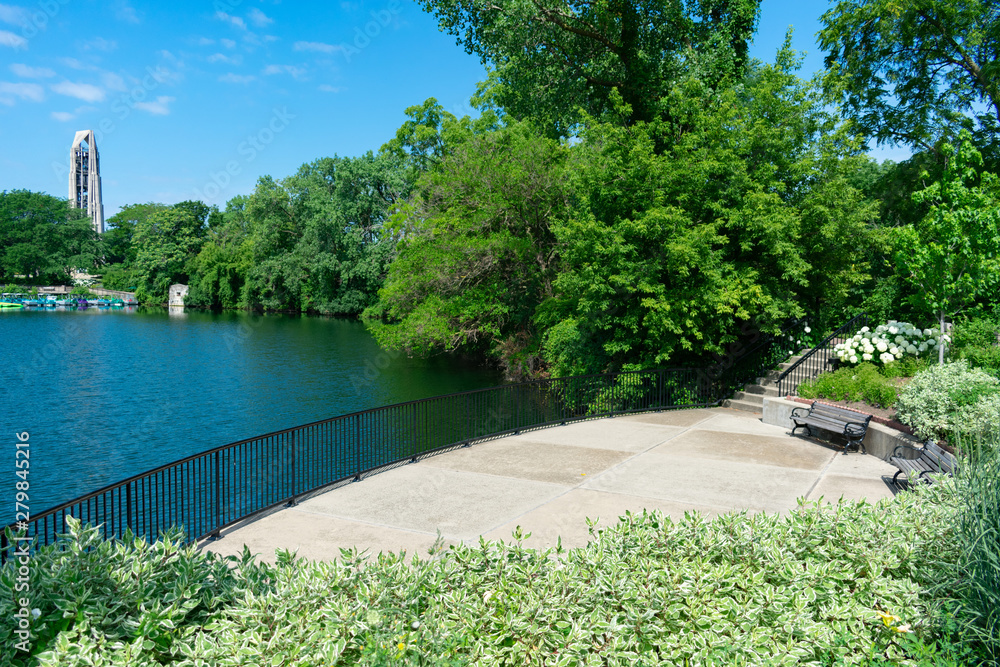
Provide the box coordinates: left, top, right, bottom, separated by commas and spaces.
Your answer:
2, 367, 722, 563
712, 318, 809, 398
776, 313, 870, 397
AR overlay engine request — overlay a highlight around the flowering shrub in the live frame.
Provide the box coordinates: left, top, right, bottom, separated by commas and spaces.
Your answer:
954, 393, 1000, 440
895, 361, 1000, 440
834, 321, 945, 366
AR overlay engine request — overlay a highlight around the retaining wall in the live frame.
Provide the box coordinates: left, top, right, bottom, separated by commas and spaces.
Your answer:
762, 396, 924, 461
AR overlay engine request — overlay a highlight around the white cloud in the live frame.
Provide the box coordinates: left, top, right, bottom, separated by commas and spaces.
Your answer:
207, 52, 241, 65
115, 1, 141, 24
10, 63, 55, 78
294, 41, 341, 54
247, 8, 273, 27
133, 95, 174, 115
0, 4, 30, 28
82, 37, 118, 52
262, 64, 307, 80
220, 38, 236, 49
60, 57, 88, 70
197, 36, 215, 46
51, 80, 106, 103
0, 29, 27, 49
0, 81, 44, 105
318, 84, 343, 93
102, 72, 126, 91
219, 73, 255, 84
263, 35, 278, 43
215, 11, 246, 30
51, 110, 74, 121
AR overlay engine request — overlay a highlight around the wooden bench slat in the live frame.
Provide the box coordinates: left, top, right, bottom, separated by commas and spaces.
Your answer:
890, 440, 958, 487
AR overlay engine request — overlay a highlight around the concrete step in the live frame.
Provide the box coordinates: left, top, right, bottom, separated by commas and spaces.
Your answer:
722, 398, 764, 413
730, 391, 764, 404
743, 384, 780, 397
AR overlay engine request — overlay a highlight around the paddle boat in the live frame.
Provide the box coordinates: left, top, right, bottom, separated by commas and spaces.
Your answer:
0, 294, 23, 308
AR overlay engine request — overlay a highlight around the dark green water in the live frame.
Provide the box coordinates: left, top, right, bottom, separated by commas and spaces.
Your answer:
0, 307, 502, 517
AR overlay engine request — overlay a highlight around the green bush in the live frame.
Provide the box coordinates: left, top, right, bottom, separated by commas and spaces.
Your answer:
880, 355, 931, 379
949, 316, 1000, 376
895, 362, 1000, 441
798, 363, 898, 408
1, 486, 975, 665
954, 394, 1000, 440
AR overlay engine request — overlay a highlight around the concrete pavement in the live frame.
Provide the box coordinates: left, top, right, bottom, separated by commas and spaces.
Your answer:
201, 407, 899, 562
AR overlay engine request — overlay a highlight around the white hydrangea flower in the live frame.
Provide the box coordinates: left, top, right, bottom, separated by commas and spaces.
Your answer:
863, 353, 873, 361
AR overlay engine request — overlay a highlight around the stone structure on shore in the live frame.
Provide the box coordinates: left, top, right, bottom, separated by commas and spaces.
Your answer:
69, 130, 105, 234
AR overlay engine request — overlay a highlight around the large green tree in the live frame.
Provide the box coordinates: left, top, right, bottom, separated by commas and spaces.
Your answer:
187, 152, 408, 314
420, 0, 761, 136
0, 190, 101, 284
819, 0, 1000, 155
894, 131, 1000, 362
364, 121, 569, 378
131, 205, 207, 302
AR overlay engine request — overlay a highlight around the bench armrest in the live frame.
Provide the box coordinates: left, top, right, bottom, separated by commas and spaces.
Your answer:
844, 421, 868, 435
891, 442, 924, 459
790, 406, 810, 419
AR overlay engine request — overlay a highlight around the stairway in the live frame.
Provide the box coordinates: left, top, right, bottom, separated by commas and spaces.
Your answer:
722, 350, 833, 414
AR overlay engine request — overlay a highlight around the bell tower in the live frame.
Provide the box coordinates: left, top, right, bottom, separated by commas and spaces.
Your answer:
69, 130, 105, 234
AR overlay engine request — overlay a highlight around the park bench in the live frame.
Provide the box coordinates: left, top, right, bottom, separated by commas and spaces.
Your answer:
890, 441, 958, 487
790, 401, 872, 455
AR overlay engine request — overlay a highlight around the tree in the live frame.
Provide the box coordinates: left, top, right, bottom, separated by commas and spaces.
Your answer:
893, 131, 1000, 362
819, 0, 1000, 156
0, 190, 100, 283
104, 202, 168, 266
131, 207, 206, 302
186, 153, 408, 314
419, 0, 761, 136
364, 121, 569, 378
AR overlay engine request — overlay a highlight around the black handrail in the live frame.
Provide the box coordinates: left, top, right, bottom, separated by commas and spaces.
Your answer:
2, 367, 721, 562
711, 318, 808, 397
776, 313, 870, 397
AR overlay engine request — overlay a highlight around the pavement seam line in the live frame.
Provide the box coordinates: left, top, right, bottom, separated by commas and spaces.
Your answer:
472, 410, 732, 536
803, 451, 840, 501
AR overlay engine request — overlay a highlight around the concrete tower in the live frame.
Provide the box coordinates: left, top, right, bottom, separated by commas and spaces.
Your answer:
69, 130, 105, 234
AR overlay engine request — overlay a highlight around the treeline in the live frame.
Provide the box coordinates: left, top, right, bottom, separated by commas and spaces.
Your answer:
4, 0, 998, 381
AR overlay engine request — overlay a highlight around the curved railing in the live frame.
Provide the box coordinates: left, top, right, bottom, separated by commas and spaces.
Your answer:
776, 313, 870, 397
2, 367, 722, 562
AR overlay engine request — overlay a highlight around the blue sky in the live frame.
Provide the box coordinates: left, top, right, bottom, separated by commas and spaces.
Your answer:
0, 0, 910, 219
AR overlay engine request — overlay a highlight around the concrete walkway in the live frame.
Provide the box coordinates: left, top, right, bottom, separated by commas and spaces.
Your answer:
201, 407, 898, 562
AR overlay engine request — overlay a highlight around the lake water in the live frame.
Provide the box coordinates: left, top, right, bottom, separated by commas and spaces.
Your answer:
0, 307, 502, 517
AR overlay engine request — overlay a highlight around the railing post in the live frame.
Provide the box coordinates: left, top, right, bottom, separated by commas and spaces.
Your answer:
125, 481, 132, 534
211, 451, 221, 539
514, 386, 521, 434
354, 415, 362, 481
286, 431, 298, 507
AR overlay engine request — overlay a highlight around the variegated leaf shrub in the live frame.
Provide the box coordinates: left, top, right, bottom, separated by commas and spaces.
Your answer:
0, 483, 970, 666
